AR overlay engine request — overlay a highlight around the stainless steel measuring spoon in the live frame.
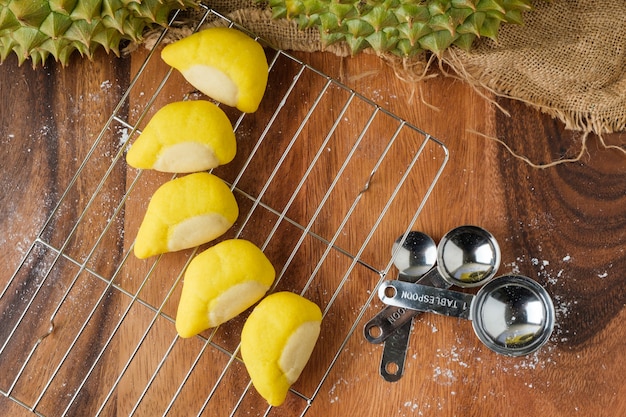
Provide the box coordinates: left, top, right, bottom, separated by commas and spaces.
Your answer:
379, 231, 437, 382
378, 274, 556, 356
364, 225, 501, 344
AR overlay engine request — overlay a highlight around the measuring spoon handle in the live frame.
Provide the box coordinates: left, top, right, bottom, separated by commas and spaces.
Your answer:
379, 318, 412, 382
363, 305, 414, 344
379, 281, 475, 320
364, 268, 450, 344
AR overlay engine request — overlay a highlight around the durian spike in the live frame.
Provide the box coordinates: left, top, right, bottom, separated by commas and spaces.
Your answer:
503, 9, 524, 25
102, 0, 127, 17
128, 0, 172, 24
0, 6, 20, 32
361, 5, 397, 31
476, 0, 506, 14
11, 44, 31, 66
8, 0, 51, 27
452, 31, 476, 50
62, 19, 102, 47
319, 13, 341, 32
29, 48, 49, 69
502, 0, 534, 12
355, 1, 374, 18
427, 0, 451, 16
301, 0, 326, 16
38, 36, 70, 60
70, 0, 104, 24
270, 5, 288, 19
366, 28, 398, 52
327, 2, 357, 24
48, 0, 79, 15
12, 26, 49, 53
344, 33, 369, 55
56, 43, 77, 66
92, 26, 123, 55
70, 38, 92, 59
456, 10, 485, 36
102, 6, 131, 33
285, 0, 305, 18
395, 4, 431, 27
319, 30, 345, 47
419, 29, 454, 56
345, 19, 375, 38
478, 15, 503, 40
449, 6, 474, 27
451, 0, 477, 12
122, 16, 146, 42
398, 21, 432, 46
0, 36, 18, 62
38, 11, 73, 39
429, 14, 457, 36
396, 38, 424, 57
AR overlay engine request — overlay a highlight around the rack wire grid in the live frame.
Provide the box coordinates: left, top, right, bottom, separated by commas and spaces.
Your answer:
1, 5, 448, 417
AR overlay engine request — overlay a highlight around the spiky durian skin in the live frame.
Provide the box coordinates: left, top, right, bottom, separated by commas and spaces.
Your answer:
0, 0, 198, 67
264, 0, 534, 57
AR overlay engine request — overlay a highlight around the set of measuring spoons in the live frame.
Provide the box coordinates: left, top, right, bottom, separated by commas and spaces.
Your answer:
364, 225, 555, 382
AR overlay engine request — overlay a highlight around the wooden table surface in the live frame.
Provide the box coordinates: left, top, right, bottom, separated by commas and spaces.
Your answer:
1, 22, 625, 417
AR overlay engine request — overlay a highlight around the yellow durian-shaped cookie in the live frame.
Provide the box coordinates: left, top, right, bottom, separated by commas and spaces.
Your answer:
241, 292, 322, 407
126, 100, 236, 173
134, 172, 238, 259
176, 239, 276, 338
161, 27, 269, 113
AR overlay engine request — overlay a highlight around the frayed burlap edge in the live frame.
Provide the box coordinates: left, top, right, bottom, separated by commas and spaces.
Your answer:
437, 49, 626, 168
443, 48, 624, 135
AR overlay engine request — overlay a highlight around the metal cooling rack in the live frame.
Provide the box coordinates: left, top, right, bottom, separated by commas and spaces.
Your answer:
1, 6, 448, 417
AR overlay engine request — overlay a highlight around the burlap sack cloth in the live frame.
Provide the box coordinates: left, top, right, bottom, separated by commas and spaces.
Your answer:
153, 0, 626, 156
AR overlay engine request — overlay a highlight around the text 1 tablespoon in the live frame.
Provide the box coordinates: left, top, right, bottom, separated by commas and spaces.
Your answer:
378, 275, 556, 356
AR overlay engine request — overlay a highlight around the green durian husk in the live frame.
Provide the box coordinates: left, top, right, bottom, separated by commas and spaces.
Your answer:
0, 0, 198, 68
262, 0, 534, 57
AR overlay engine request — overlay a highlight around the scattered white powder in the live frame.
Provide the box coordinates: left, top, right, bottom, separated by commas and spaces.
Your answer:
118, 127, 130, 148
328, 377, 348, 404
432, 366, 456, 385
435, 344, 469, 369
508, 259, 521, 274
401, 400, 425, 416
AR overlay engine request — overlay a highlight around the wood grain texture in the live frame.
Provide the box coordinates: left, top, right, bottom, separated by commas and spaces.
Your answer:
1, 41, 625, 417
0, 51, 131, 416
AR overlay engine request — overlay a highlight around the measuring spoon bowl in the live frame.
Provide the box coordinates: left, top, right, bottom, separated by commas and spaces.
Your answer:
437, 225, 501, 288
473, 274, 555, 356
378, 275, 555, 356
391, 231, 438, 277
